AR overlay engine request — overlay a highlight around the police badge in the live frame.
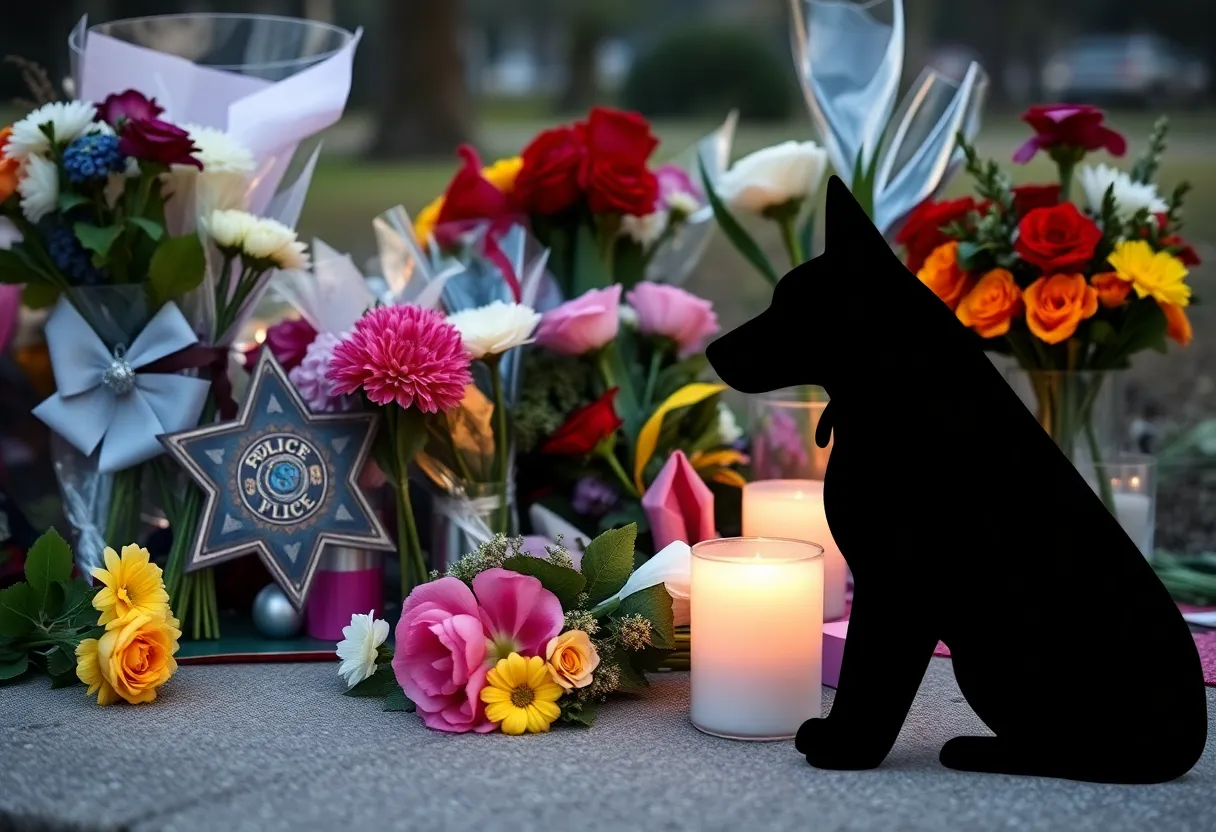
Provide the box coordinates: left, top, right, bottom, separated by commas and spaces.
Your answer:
160, 350, 393, 609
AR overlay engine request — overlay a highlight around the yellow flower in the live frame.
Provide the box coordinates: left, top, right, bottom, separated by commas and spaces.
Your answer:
76, 613, 181, 705
545, 630, 600, 691
480, 653, 563, 735
413, 194, 445, 247
481, 156, 523, 193
91, 544, 170, 629
1106, 240, 1191, 307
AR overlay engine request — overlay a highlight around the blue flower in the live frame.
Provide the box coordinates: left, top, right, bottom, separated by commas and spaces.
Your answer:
48, 225, 103, 285
61, 132, 125, 184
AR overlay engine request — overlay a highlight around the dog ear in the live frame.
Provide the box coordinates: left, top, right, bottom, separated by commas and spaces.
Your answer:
825, 175, 888, 256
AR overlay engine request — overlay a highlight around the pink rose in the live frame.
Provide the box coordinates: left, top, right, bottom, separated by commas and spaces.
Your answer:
535, 284, 622, 356
242, 318, 319, 373
625, 282, 719, 357
392, 568, 563, 734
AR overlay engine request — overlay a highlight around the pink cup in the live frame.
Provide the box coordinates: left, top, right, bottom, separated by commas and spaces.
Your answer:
306, 547, 383, 641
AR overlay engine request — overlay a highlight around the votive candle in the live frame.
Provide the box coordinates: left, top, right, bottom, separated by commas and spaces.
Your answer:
741, 479, 846, 620
691, 537, 824, 740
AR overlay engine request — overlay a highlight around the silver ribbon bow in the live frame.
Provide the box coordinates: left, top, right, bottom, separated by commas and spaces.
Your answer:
790, 0, 988, 236
33, 297, 211, 473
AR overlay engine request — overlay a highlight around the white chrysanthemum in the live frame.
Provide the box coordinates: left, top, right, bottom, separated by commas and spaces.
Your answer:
6, 100, 99, 161
620, 210, 670, 247
335, 609, 389, 688
243, 217, 309, 270
447, 300, 541, 360
619, 304, 639, 328
667, 191, 700, 219
180, 124, 256, 174
18, 155, 58, 223
205, 209, 259, 250
1078, 164, 1169, 226
717, 402, 742, 445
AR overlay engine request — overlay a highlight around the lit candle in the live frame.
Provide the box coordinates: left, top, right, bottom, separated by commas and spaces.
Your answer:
691, 537, 823, 740
741, 480, 847, 620
1113, 491, 1153, 559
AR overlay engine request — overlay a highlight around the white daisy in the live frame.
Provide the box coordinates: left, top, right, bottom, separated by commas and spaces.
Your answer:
6, 100, 99, 161
242, 217, 309, 270
204, 209, 259, 251
18, 155, 59, 223
717, 402, 743, 445
1078, 163, 1169, 226
335, 609, 389, 688
620, 209, 670, 247
446, 300, 541, 360
180, 124, 256, 174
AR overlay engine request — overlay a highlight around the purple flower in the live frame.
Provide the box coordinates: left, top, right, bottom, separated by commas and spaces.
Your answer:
572, 477, 619, 517
754, 410, 809, 473
288, 332, 357, 413
655, 162, 702, 209
96, 90, 164, 128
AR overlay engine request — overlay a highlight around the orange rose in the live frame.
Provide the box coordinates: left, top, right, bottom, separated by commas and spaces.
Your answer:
1091, 271, 1131, 308
1161, 302, 1192, 347
956, 268, 1022, 338
917, 241, 974, 310
0, 127, 19, 203
1024, 273, 1099, 344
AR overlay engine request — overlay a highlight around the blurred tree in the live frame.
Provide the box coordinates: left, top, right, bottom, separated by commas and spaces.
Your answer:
369, 0, 471, 159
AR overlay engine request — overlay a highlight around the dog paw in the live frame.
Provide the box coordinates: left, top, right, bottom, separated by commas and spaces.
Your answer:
796, 718, 884, 771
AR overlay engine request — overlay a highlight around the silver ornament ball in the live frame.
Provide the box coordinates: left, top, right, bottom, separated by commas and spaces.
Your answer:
102, 355, 136, 395
252, 584, 303, 639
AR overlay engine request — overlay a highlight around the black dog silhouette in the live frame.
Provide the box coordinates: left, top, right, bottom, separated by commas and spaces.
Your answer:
706, 176, 1207, 784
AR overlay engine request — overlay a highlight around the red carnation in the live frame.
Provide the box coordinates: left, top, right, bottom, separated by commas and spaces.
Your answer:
513, 126, 586, 215
895, 197, 977, 273
541, 388, 624, 456
1015, 202, 1103, 273
1013, 104, 1126, 164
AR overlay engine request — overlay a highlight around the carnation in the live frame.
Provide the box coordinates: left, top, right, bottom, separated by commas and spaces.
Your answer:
288, 331, 355, 413
328, 304, 472, 412
243, 218, 309, 270
180, 124, 256, 174
446, 300, 541, 360
6, 100, 99, 161
205, 209, 258, 251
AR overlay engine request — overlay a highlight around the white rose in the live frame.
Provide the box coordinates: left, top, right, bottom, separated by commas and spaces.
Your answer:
243, 217, 309, 270
446, 300, 542, 360
205, 209, 258, 250
715, 140, 829, 214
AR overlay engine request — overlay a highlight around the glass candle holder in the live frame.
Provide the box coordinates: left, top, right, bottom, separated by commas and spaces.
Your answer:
691, 537, 824, 741
748, 387, 831, 480
741, 480, 847, 621
1090, 453, 1157, 560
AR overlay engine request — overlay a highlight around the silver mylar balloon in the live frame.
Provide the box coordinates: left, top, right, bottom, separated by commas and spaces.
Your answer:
252, 583, 303, 639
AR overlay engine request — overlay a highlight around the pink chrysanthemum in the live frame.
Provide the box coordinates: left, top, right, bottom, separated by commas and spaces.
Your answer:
328, 305, 472, 413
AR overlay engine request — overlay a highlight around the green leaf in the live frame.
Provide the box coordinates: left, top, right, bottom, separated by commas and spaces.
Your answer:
58, 578, 97, 622
0, 583, 39, 637
148, 233, 206, 306
25, 528, 73, 603
558, 698, 598, 727
616, 584, 676, 650
0, 654, 29, 682
45, 645, 75, 678
698, 154, 780, 286
49, 671, 81, 689
570, 221, 613, 297
501, 556, 586, 610
21, 281, 59, 309
1089, 320, 1118, 346
798, 213, 816, 263
614, 653, 649, 691
955, 241, 982, 270
56, 192, 90, 214
73, 222, 124, 259
580, 523, 638, 605
128, 216, 165, 241
382, 686, 415, 712
344, 662, 398, 698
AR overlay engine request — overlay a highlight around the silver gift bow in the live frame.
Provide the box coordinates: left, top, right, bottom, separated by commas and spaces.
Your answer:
789, 0, 988, 236
33, 297, 212, 473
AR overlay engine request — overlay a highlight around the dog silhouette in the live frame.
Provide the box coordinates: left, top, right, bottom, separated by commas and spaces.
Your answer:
706, 176, 1207, 784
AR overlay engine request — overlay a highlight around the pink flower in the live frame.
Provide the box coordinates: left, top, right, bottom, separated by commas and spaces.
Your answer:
625, 282, 719, 357
655, 162, 701, 206
1013, 103, 1127, 164
534, 285, 622, 356
328, 304, 472, 412
243, 317, 318, 373
96, 90, 164, 128
392, 568, 564, 734
288, 331, 355, 413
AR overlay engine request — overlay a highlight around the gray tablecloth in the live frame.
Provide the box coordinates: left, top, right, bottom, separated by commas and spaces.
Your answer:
2, 658, 1213, 831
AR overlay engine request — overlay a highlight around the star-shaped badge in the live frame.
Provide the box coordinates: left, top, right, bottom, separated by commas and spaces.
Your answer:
160, 349, 393, 609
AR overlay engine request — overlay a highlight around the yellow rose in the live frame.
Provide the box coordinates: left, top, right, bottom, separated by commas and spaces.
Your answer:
76, 613, 181, 705
91, 543, 171, 629
544, 629, 600, 691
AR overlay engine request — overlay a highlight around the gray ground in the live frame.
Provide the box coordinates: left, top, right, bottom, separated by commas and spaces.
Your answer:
2, 659, 1213, 832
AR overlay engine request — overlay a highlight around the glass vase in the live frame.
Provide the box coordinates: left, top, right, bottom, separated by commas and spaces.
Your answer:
430, 481, 518, 573
748, 386, 832, 481
1089, 453, 1157, 561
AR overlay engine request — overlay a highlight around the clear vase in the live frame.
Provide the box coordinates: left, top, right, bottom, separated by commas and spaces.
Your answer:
748, 386, 832, 481
430, 482, 518, 573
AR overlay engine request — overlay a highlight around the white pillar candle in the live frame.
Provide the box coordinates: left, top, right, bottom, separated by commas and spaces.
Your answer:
1114, 492, 1153, 560
741, 479, 847, 620
691, 537, 824, 740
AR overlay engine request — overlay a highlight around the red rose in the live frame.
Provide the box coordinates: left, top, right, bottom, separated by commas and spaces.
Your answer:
541, 388, 623, 456
576, 107, 660, 217
1012, 183, 1060, 216
96, 89, 164, 129
514, 126, 586, 215
582, 157, 659, 216
895, 197, 976, 273
119, 117, 202, 168
577, 107, 659, 165
1013, 104, 1126, 164
241, 317, 318, 373
1014, 203, 1102, 273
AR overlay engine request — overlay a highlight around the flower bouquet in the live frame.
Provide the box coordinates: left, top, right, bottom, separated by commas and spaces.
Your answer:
337, 525, 684, 733
899, 104, 1197, 512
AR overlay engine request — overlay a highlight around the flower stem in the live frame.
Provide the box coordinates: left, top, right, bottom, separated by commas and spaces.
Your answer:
642, 344, 664, 412
1057, 158, 1076, 203
595, 347, 617, 391
777, 215, 805, 269
487, 355, 510, 535
395, 479, 425, 599
598, 446, 641, 499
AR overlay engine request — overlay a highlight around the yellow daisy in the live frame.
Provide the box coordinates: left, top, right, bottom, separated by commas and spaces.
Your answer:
480, 653, 563, 735
91, 544, 171, 629
1106, 240, 1191, 307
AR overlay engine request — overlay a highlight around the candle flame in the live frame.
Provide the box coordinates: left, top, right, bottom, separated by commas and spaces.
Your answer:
1129, 475, 1141, 490
254, 327, 268, 344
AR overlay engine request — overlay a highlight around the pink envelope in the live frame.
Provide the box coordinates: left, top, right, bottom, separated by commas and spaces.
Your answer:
642, 450, 717, 552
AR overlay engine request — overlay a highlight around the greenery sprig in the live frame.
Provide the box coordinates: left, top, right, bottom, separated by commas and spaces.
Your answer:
1130, 116, 1169, 185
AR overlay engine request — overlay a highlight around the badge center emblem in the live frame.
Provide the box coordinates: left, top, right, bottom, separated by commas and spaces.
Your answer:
239, 431, 328, 526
